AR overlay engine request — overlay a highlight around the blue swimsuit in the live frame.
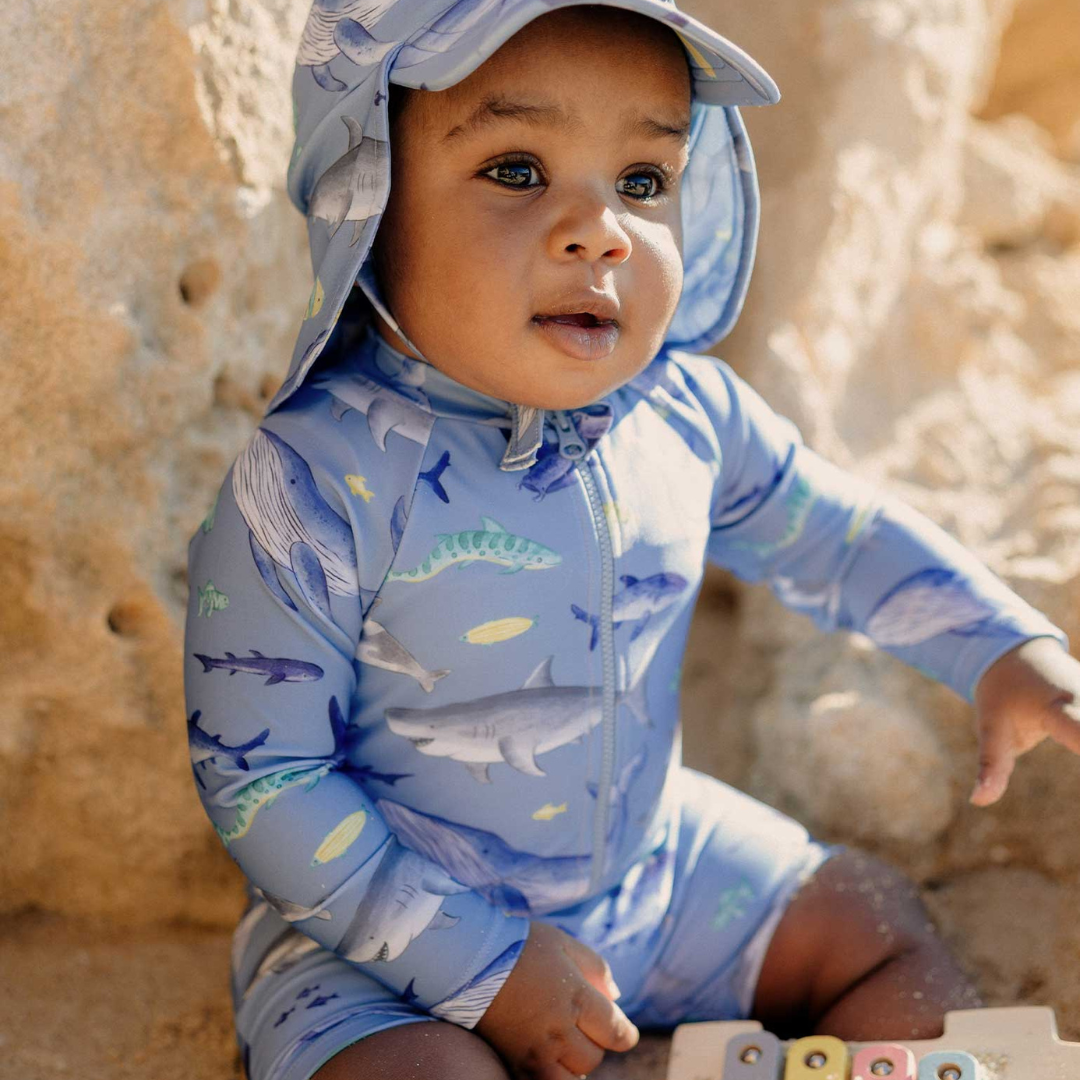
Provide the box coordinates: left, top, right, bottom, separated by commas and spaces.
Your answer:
182, 3, 1068, 1076
185, 320, 1066, 1080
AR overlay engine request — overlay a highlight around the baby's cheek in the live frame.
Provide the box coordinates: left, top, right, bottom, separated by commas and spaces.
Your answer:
630, 221, 685, 324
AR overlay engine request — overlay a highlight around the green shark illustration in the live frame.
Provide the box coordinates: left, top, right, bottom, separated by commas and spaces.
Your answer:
711, 878, 756, 930
386, 516, 561, 583
197, 580, 229, 617
214, 763, 333, 847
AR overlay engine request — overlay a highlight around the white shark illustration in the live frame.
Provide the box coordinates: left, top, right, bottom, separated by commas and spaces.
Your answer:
864, 567, 999, 646
385, 656, 649, 783
310, 368, 434, 451
429, 940, 525, 1027
375, 753, 646, 915
356, 602, 451, 693
253, 885, 334, 923
232, 428, 360, 624
241, 926, 324, 1002
332, 837, 470, 963
309, 116, 390, 245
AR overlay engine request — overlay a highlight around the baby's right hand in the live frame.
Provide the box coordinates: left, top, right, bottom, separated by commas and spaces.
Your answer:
474, 921, 640, 1079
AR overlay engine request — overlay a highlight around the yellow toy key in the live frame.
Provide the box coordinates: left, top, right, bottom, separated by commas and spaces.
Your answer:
783, 1035, 850, 1079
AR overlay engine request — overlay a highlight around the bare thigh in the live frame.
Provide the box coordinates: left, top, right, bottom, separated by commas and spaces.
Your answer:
310, 1020, 511, 1080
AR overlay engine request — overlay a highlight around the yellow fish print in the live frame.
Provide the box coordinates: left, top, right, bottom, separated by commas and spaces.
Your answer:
311, 809, 367, 866
845, 502, 874, 545
460, 616, 539, 646
674, 30, 716, 78
305, 275, 324, 320
532, 803, 568, 822
345, 474, 375, 503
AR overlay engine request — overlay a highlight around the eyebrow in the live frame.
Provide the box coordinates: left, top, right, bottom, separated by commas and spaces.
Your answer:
440, 94, 691, 144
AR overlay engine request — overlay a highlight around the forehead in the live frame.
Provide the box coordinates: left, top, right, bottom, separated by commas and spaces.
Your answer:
408, 7, 691, 133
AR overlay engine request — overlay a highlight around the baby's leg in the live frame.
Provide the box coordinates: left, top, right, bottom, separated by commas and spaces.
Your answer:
752, 848, 983, 1041
311, 1021, 510, 1080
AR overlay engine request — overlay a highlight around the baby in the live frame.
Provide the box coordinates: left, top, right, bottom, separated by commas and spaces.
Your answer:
183, 4, 1080, 1080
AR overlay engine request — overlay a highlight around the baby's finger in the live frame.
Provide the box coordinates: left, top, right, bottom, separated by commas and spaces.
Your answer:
1044, 699, 1080, 757
561, 934, 621, 999
574, 983, 639, 1053
971, 720, 1016, 806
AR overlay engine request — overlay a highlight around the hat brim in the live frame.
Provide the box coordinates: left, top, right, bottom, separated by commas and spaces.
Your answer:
386, 0, 779, 107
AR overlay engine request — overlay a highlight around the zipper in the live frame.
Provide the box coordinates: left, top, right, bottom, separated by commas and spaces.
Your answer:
552, 409, 616, 894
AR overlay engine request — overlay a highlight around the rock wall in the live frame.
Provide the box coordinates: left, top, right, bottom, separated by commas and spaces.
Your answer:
1, 0, 1078, 1028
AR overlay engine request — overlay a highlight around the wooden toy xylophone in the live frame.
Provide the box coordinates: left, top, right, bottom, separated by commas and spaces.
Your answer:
665, 1007, 1080, 1079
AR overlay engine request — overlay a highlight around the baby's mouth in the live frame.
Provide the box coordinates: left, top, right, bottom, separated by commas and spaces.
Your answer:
531, 310, 621, 362
533, 312, 617, 328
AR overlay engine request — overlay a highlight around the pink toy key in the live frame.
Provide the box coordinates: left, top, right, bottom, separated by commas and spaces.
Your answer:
916, 1050, 979, 1079
852, 1044, 916, 1078
722, 1031, 783, 1077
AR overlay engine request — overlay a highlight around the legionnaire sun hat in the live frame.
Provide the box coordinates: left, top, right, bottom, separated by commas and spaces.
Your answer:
266, 0, 781, 456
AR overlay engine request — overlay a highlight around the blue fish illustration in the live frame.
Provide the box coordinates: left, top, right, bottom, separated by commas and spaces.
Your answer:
571, 572, 689, 650
518, 407, 614, 501
375, 753, 645, 915
417, 449, 451, 503
232, 428, 361, 627
429, 940, 525, 1027
865, 567, 999, 646
390, 495, 408, 551
386, 656, 648, 782
193, 649, 324, 685
188, 710, 269, 789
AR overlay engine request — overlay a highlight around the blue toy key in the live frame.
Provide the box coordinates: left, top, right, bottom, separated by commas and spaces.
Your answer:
722, 1031, 783, 1077
916, 1050, 979, 1079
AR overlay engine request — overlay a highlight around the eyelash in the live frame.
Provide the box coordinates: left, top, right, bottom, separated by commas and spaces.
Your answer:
479, 153, 671, 202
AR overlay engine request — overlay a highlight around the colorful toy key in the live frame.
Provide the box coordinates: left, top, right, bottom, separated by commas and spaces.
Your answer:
783, 1035, 850, 1079
852, 1044, 916, 1078
915, 1050, 979, 1079
722, 1031, 783, 1077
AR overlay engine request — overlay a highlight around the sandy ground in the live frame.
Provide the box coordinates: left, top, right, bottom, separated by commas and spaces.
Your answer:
3, 878, 1078, 1080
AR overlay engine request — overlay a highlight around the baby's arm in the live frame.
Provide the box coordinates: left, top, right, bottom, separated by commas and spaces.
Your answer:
683, 357, 1068, 706
183, 398, 634, 1074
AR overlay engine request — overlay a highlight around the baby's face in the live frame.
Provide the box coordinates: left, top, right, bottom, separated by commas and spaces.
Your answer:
373, 7, 691, 410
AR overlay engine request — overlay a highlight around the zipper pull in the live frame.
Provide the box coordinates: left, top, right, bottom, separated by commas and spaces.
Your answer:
552, 410, 586, 460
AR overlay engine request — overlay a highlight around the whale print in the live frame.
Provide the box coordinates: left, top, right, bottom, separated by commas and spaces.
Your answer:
385, 656, 649, 782
571, 572, 689, 650
233, 428, 359, 626
386, 517, 561, 584
295, 0, 397, 91
333, 836, 470, 963
864, 567, 1000, 646
375, 754, 645, 915
309, 117, 390, 245
429, 940, 525, 1027
193, 649, 324, 685
213, 695, 348, 846
311, 368, 434, 450
188, 710, 269, 791
356, 603, 451, 692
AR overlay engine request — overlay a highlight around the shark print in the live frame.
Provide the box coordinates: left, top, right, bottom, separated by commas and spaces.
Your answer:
241, 927, 323, 1002
392, 0, 508, 71
386, 517, 561, 584
295, 0, 397, 91
864, 567, 1000, 646
188, 710, 269, 790
312, 368, 434, 451
375, 753, 646, 915
385, 655, 649, 782
356, 614, 451, 694
193, 649, 324, 685
428, 940, 525, 1027
309, 118, 391, 245
332, 836, 471, 963
212, 695, 348, 847
727, 474, 817, 557
233, 428, 360, 625
571, 572, 689, 650
417, 449, 451, 503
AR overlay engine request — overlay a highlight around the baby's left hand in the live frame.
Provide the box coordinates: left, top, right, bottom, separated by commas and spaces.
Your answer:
970, 637, 1080, 806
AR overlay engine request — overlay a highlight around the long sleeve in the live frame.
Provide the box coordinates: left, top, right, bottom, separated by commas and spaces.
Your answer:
681, 355, 1069, 704
183, 398, 528, 1024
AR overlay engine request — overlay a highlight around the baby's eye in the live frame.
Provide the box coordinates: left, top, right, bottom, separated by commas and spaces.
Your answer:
484, 161, 542, 189
616, 169, 664, 201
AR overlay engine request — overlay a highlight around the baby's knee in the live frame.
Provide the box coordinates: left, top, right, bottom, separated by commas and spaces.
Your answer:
311, 1020, 511, 1080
